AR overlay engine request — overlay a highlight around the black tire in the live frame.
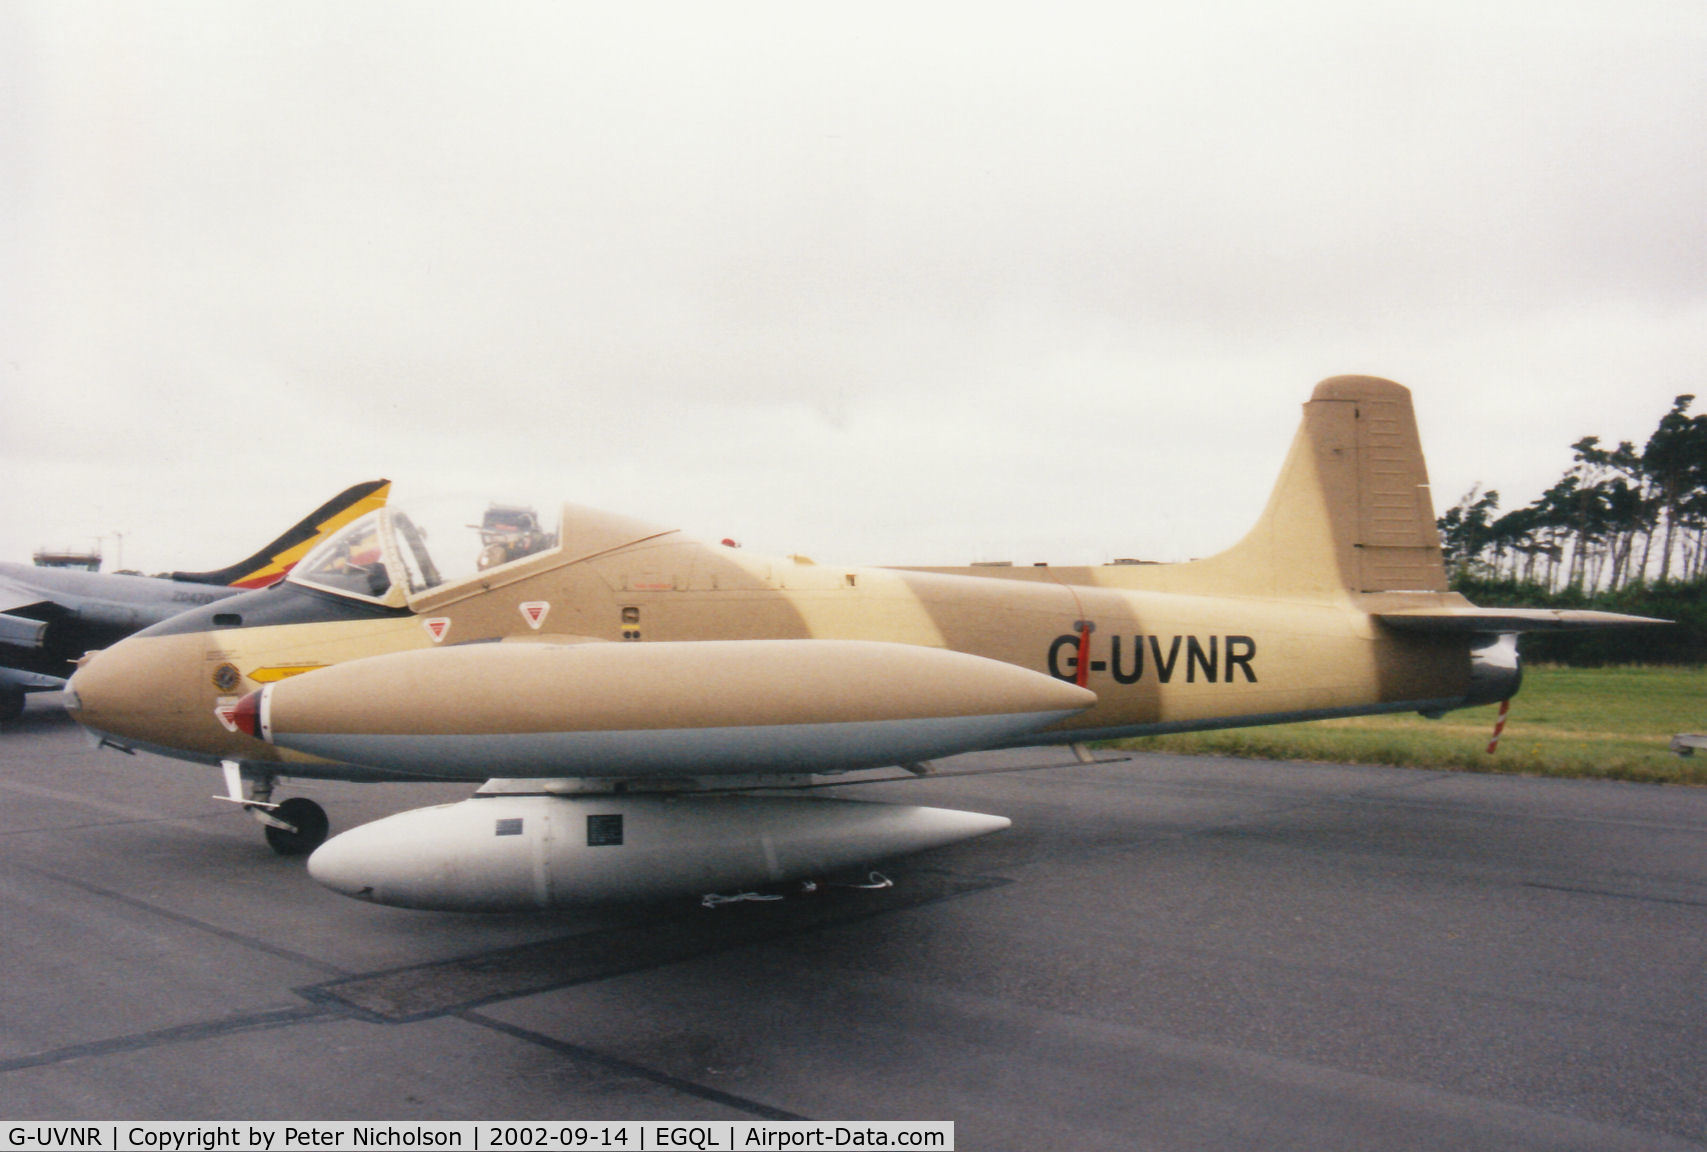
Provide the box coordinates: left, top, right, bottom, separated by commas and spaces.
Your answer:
0, 686, 26, 724
264, 797, 330, 856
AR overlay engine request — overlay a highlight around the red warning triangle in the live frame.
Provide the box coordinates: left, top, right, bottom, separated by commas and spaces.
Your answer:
424, 617, 451, 643
520, 601, 550, 629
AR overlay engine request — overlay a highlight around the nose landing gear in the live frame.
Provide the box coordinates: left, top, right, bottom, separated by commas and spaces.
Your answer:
215, 760, 330, 856
264, 796, 331, 855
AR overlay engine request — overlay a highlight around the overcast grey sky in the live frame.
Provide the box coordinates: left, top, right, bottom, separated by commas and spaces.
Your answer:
5, 2, 1705, 575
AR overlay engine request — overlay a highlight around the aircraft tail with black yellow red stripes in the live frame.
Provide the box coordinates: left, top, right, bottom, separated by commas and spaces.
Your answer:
172, 480, 391, 589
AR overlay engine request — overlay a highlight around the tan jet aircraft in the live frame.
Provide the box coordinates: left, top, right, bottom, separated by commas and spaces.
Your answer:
65, 377, 1660, 911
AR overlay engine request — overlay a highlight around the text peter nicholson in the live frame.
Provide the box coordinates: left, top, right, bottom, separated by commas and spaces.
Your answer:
5, 1123, 954, 1152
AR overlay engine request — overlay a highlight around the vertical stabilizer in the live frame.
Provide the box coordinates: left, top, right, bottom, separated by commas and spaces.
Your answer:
1326, 377, 1449, 593
173, 480, 392, 589
1160, 377, 1447, 601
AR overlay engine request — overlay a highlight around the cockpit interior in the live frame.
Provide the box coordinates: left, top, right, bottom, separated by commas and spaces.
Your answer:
290, 502, 562, 608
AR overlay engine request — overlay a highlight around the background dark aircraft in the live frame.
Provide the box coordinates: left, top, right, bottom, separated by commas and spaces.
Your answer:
0, 480, 388, 721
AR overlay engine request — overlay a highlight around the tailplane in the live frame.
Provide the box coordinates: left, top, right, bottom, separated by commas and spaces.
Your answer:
174, 480, 391, 589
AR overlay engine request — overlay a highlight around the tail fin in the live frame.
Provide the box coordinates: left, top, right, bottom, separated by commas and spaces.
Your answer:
173, 480, 392, 589
1175, 377, 1669, 631
1144, 377, 1448, 602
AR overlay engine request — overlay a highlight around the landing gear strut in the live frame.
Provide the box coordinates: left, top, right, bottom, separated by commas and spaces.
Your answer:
216, 761, 330, 856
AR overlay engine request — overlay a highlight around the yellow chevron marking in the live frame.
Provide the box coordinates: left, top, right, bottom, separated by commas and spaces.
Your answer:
248, 664, 327, 683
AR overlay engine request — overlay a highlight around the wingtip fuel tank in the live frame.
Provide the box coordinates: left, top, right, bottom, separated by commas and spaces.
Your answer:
307, 793, 1012, 912
243, 639, 1097, 779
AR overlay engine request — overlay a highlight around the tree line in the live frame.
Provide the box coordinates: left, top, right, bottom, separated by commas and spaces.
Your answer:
1437, 394, 1707, 591
1435, 394, 1706, 664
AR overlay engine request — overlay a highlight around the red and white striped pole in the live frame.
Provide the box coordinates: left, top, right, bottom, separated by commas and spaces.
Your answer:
1486, 698, 1511, 755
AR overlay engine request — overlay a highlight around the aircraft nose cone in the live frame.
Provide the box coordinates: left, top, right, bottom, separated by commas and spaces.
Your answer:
65, 632, 226, 754
64, 646, 123, 732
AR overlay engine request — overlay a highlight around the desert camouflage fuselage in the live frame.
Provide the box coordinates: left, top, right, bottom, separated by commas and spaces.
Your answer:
66, 379, 1561, 783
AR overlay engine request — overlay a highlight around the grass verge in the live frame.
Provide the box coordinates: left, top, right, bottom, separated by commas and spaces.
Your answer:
1114, 665, 1707, 785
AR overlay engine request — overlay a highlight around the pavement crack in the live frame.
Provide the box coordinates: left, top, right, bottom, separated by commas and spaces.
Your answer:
0, 1005, 336, 1074
1521, 880, 1707, 909
462, 1011, 810, 1121
13, 863, 352, 977
297, 870, 1009, 1022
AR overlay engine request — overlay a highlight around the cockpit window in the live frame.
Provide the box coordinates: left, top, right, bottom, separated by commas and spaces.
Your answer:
288, 500, 562, 606
290, 511, 395, 602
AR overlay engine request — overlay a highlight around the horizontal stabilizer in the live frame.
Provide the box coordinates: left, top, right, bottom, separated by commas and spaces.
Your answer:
1376, 607, 1670, 633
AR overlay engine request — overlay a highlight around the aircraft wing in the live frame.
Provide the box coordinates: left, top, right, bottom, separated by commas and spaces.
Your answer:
469, 745, 1136, 796
0, 571, 53, 616
1375, 607, 1670, 633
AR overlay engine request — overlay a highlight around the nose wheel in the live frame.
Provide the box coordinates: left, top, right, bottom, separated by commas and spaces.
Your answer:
217, 761, 331, 855
262, 797, 330, 856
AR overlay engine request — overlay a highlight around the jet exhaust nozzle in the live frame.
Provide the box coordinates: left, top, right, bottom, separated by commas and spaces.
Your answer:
1463, 633, 1522, 708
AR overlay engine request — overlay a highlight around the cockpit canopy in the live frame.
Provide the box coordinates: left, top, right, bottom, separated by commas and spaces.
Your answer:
290, 500, 563, 607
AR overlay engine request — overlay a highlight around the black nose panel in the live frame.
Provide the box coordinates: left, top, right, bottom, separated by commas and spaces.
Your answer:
137, 582, 409, 638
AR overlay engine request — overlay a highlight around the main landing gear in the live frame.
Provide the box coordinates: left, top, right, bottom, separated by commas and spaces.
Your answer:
216, 761, 329, 856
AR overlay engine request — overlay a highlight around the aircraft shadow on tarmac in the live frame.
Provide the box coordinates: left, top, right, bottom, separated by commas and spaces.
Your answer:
299, 869, 1009, 1024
